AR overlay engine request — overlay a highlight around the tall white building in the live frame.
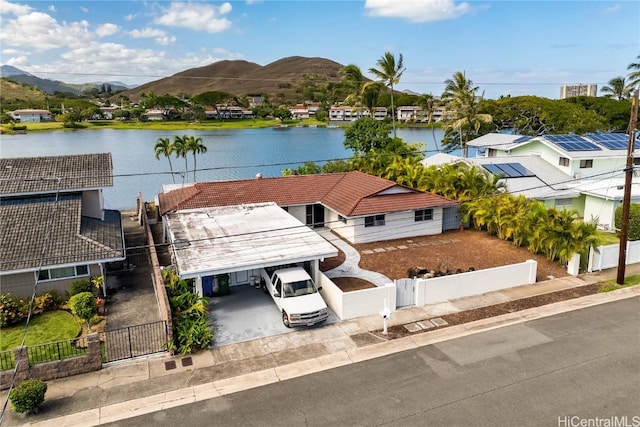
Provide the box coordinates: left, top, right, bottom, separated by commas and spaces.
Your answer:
560, 83, 598, 99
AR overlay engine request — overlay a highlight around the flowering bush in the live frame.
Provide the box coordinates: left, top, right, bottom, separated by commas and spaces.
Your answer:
0, 294, 28, 328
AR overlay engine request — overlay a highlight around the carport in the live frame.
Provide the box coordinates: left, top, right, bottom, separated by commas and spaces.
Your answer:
163, 202, 340, 345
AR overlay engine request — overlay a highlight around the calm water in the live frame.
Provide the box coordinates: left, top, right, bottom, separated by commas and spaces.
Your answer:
0, 127, 446, 209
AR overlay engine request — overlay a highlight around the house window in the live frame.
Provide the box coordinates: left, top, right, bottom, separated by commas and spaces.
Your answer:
338, 215, 347, 224
415, 209, 434, 222
38, 265, 89, 281
488, 148, 497, 157
364, 214, 385, 227
554, 198, 573, 208
559, 157, 569, 167
633, 157, 640, 166
579, 159, 593, 169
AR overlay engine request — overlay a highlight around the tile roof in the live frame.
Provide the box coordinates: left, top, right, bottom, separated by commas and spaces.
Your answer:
0, 153, 113, 196
158, 170, 457, 217
0, 195, 124, 272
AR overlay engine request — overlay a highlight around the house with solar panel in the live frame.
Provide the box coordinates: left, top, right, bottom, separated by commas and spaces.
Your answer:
0, 153, 126, 299
466, 132, 640, 230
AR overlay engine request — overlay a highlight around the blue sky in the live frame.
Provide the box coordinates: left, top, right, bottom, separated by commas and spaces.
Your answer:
1, 0, 638, 99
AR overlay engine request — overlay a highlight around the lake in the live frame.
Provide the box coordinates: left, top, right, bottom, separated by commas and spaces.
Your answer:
0, 127, 448, 210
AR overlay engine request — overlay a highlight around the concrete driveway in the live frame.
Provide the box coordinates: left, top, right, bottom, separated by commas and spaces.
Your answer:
208, 284, 340, 347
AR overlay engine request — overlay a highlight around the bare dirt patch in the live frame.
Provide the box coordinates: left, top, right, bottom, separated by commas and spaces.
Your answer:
330, 277, 377, 292
354, 229, 568, 282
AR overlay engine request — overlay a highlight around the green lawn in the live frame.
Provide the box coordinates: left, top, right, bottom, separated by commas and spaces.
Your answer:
0, 310, 81, 351
599, 274, 640, 292
596, 230, 619, 246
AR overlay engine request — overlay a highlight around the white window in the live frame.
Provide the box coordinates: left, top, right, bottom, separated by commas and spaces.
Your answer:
555, 198, 573, 207
415, 209, 434, 222
559, 157, 569, 167
579, 159, 593, 169
365, 214, 385, 227
38, 265, 89, 281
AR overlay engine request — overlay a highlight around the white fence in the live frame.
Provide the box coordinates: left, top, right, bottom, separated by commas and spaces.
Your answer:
318, 272, 396, 320
414, 260, 538, 306
588, 241, 640, 272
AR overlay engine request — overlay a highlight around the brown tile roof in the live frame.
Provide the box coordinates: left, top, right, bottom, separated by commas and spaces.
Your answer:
0, 195, 124, 272
159, 171, 457, 217
0, 153, 113, 196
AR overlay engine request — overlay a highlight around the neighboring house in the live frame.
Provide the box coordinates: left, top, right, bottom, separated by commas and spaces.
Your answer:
290, 104, 309, 119
328, 106, 388, 122
0, 153, 126, 299
157, 170, 459, 246
396, 106, 421, 122
466, 132, 640, 229
10, 109, 51, 123
163, 202, 338, 296
144, 109, 165, 121
99, 106, 119, 120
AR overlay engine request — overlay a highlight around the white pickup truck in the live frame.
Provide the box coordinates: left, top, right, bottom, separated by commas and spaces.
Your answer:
261, 267, 329, 328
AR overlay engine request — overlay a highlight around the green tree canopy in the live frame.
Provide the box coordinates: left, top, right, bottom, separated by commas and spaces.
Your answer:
343, 117, 393, 155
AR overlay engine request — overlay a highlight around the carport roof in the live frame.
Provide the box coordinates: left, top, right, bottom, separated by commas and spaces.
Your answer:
164, 202, 338, 278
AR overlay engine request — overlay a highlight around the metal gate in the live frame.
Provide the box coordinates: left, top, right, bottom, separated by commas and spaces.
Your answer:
101, 321, 168, 363
395, 278, 415, 308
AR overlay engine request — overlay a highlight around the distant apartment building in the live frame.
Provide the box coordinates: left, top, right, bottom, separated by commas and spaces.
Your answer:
329, 106, 388, 122
10, 109, 51, 123
560, 83, 597, 99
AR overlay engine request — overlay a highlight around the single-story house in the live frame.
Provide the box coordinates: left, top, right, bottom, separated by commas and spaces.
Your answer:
0, 153, 125, 299
157, 170, 460, 245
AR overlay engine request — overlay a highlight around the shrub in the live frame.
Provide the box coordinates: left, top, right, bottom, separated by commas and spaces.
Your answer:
0, 294, 29, 328
9, 378, 47, 414
32, 293, 57, 315
68, 279, 92, 297
615, 203, 640, 241
68, 292, 97, 331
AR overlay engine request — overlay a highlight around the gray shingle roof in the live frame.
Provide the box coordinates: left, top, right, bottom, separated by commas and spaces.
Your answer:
0, 153, 113, 196
0, 195, 124, 272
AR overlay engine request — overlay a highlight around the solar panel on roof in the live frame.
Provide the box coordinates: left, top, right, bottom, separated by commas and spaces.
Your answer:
482, 163, 534, 178
513, 136, 531, 143
585, 133, 629, 150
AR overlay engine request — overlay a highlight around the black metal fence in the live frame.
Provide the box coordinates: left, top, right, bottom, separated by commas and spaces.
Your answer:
100, 321, 168, 363
0, 350, 15, 371
27, 338, 88, 365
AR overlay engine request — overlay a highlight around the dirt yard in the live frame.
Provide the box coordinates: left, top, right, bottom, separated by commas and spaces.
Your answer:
320, 229, 568, 288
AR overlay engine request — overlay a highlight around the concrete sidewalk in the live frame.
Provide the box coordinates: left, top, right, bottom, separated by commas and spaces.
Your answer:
2, 265, 639, 426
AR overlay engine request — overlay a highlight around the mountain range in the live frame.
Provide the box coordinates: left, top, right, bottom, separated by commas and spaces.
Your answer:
1, 56, 346, 103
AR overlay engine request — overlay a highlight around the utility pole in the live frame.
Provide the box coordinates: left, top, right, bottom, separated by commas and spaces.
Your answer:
617, 89, 639, 284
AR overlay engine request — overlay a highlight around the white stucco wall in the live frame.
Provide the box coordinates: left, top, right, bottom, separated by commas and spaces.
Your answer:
318, 272, 396, 320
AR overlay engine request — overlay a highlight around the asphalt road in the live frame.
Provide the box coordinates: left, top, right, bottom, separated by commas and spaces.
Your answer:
106, 297, 640, 427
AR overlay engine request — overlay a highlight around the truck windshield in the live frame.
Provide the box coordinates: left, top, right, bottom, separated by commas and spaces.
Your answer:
283, 280, 316, 297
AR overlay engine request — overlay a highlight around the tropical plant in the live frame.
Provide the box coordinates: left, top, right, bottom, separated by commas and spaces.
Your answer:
368, 52, 405, 138
0, 293, 28, 327
628, 54, 640, 89
68, 279, 92, 297
416, 93, 439, 151
441, 71, 492, 157
154, 137, 176, 184
10, 378, 47, 414
68, 292, 97, 331
600, 76, 633, 100
184, 135, 207, 182
173, 135, 189, 183
615, 203, 640, 240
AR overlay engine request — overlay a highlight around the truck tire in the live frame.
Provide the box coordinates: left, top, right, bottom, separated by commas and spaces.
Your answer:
282, 311, 291, 328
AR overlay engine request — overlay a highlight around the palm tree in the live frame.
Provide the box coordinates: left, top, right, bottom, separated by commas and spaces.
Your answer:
628, 54, 640, 89
184, 136, 207, 182
441, 71, 492, 157
416, 93, 438, 152
341, 64, 383, 116
369, 52, 405, 138
173, 135, 189, 183
153, 137, 176, 184
600, 76, 633, 100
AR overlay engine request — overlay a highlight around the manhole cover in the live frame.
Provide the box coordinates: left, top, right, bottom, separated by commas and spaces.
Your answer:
165, 360, 177, 370
181, 357, 193, 367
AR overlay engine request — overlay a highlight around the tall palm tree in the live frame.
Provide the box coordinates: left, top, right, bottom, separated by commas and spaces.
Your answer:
600, 76, 633, 100
628, 54, 640, 89
184, 136, 207, 182
441, 71, 492, 157
173, 135, 189, 184
341, 64, 383, 116
416, 93, 439, 152
369, 52, 405, 138
153, 137, 176, 184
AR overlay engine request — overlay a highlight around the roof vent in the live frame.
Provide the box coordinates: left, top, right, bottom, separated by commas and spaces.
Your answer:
256, 173, 262, 179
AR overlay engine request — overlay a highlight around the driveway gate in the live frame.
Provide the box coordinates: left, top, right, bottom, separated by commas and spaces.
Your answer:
101, 321, 168, 363
395, 278, 415, 308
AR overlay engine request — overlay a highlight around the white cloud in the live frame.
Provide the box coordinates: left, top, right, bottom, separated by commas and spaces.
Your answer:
246, 0, 263, 4
598, 4, 621, 15
1, 48, 22, 55
125, 14, 135, 21
154, 2, 233, 33
0, 10, 92, 51
48, 5, 56, 12
96, 23, 119, 37
6, 55, 30, 67
0, 0, 33, 16
129, 28, 176, 45
364, 0, 471, 23
79, 6, 88, 13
